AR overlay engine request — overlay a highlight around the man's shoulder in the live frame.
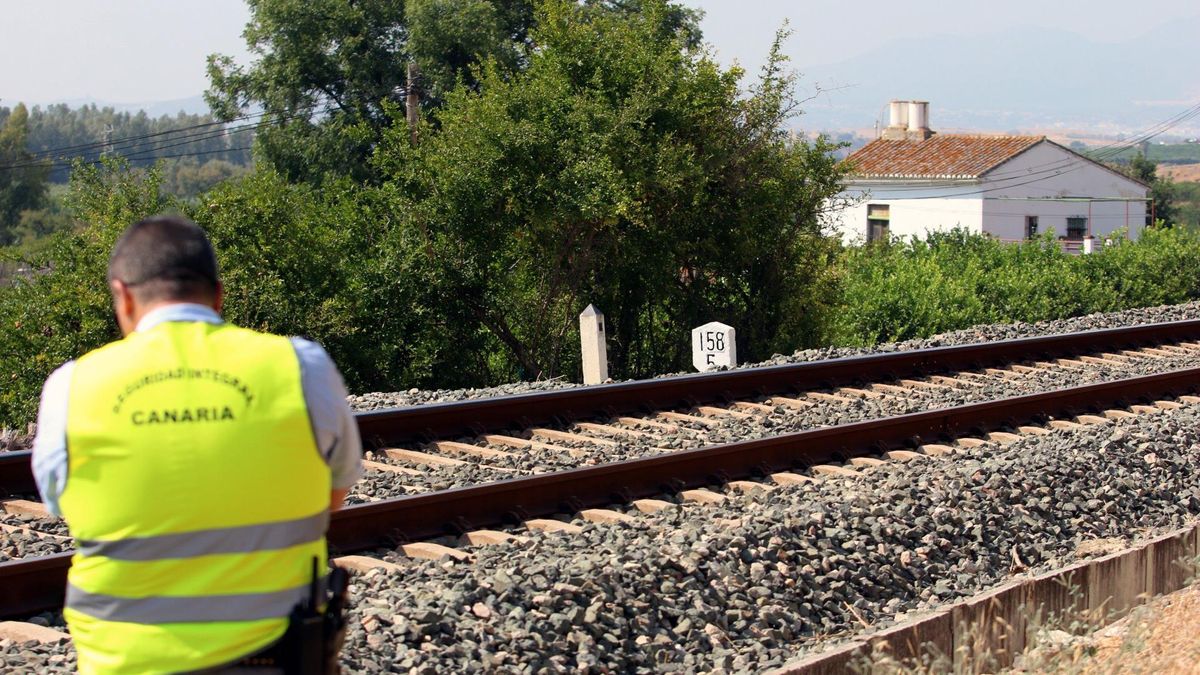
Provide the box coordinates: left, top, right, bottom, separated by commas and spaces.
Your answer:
40, 360, 77, 396
288, 336, 333, 362
289, 337, 343, 384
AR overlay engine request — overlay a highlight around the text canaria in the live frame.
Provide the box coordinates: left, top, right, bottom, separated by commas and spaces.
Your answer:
131, 407, 236, 425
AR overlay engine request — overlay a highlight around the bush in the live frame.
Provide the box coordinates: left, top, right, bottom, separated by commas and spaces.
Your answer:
826, 228, 1200, 347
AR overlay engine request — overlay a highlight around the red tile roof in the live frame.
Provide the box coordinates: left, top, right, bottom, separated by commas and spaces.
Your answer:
845, 135, 1045, 179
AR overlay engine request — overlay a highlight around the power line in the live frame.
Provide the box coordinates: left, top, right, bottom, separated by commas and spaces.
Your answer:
33, 145, 255, 173
25, 109, 267, 159
8, 99, 329, 165
1, 99, 335, 173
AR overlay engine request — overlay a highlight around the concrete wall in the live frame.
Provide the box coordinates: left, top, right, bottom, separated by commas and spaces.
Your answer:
829, 186, 984, 244
980, 142, 1148, 241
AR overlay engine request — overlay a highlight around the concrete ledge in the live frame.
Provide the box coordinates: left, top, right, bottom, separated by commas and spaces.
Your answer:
770, 522, 1200, 674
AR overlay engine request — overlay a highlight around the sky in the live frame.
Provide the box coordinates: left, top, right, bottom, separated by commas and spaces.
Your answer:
689, 0, 1199, 74
1, 0, 1196, 107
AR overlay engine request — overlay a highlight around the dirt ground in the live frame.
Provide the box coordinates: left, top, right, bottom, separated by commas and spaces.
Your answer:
1015, 582, 1200, 674
1158, 163, 1200, 182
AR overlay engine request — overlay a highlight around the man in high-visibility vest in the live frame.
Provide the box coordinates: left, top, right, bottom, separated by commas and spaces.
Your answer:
31, 215, 363, 674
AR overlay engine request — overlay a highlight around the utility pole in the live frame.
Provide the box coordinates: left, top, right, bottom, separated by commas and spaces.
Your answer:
102, 124, 115, 158
406, 62, 421, 146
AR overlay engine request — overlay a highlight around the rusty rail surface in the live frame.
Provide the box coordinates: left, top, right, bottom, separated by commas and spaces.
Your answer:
4, 319, 1198, 498
3, 365, 1197, 618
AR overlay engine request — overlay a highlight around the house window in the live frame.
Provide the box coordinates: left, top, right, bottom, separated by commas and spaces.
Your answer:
1066, 217, 1088, 239
867, 204, 890, 242
1025, 216, 1039, 239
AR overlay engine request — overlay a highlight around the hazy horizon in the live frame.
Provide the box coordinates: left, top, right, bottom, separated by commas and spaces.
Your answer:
3, 1, 1198, 135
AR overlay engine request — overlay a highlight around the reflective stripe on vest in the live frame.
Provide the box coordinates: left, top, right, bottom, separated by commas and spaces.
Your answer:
62, 320, 330, 674
75, 510, 329, 561
66, 576, 326, 624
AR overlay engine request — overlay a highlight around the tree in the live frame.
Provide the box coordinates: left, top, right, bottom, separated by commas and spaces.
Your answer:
161, 159, 250, 198
374, 0, 846, 380
1122, 153, 1176, 226
205, 0, 700, 184
0, 104, 50, 243
0, 159, 172, 426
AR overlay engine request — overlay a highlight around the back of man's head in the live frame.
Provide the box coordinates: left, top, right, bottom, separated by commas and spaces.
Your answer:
108, 216, 219, 304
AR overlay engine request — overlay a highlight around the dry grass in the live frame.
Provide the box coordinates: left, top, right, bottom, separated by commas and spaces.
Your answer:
1158, 163, 1200, 183
1015, 582, 1200, 674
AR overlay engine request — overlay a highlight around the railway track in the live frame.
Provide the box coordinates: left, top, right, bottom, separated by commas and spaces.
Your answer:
3, 320, 1200, 620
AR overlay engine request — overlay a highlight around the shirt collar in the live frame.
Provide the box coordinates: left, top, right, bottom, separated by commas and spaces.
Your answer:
134, 303, 224, 333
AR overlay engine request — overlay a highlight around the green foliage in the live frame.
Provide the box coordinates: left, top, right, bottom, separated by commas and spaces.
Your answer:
406, 0, 528, 105
827, 228, 1200, 346
205, 0, 700, 184
207, 0, 483, 182
1114, 153, 1175, 226
0, 160, 173, 426
192, 171, 489, 393
160, 159, 250, 199
376, 0, 846, 379
0, 104, 50, 244
1172, 180, 1200, 229
0, 161, 491, 428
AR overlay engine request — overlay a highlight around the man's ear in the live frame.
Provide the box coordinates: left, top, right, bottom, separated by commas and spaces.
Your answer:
212, 282, 224, 314
110, 279, 137, 336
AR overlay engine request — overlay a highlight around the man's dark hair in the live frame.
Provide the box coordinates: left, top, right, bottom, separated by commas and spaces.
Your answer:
108, 215, 219, 303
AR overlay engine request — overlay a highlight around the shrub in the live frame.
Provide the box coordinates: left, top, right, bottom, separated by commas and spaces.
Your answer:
825, 228, 1200, 348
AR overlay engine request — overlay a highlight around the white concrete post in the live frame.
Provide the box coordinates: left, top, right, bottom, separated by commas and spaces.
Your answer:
579, 304, 608, 385
692, 322, 737, 372
1082, 236, 1095, 255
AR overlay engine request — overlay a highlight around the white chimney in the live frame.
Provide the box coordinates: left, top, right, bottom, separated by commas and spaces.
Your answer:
906, 100, 931, 140
882, 100, 910, 140
889, 100, 909, 129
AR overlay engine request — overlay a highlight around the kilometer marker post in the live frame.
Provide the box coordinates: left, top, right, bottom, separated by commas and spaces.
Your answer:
692, 322, 736, 372
580, 305, 609, 385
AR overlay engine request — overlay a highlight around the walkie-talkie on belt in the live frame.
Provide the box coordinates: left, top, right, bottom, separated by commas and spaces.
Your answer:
323, 565, 350, 673
279, 557, 326, 675
275, 557, 349, 675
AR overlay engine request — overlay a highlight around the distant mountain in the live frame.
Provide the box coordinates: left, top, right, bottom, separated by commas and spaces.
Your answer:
23, 95, 210, 118
793, 15, 1200, 136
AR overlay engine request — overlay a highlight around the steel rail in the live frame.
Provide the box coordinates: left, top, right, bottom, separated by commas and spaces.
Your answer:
3, 319, 1199, 498
3, 366, 1196, 618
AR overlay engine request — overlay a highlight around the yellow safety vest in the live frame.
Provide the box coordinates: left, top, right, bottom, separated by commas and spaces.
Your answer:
61, 320, 330, 674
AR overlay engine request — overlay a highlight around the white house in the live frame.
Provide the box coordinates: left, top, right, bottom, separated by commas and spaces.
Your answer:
828, 101, 1150, 248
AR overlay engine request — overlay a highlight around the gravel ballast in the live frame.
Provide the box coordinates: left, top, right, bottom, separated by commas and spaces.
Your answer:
0, 514, 71, 562
326, 405, 1200, 673
6, 395, 1200, 672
